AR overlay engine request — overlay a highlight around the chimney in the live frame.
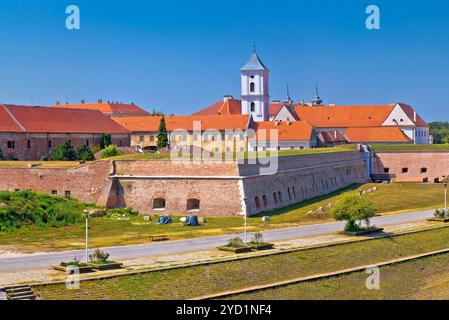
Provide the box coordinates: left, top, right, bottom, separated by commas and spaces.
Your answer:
223, 95, 233, 101
81, 99, 85, 104
413, 109, 417, 122
98, 99, 103, 104
275, 120, 280, 126
286, 120, 291, 126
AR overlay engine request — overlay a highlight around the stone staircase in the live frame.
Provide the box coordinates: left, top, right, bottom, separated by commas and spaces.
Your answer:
3, 285, 37, 300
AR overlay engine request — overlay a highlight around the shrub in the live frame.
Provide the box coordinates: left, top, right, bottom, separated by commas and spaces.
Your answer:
48, 140, 76, 161
75, 144, 95, 161
331, 193, 376, 231
0, 191, 85, 231
91, 144, 101, 155
226, 237, 245, 248
100, 145, 122, 159
251, 232, 264, 244
434, 208, 449, 219
89, 248, 111, 264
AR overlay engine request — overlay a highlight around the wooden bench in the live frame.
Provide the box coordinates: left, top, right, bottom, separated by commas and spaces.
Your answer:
149, 235, 169, 242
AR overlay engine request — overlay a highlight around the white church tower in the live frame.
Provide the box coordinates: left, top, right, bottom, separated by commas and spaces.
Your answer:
241, 49, 270, 122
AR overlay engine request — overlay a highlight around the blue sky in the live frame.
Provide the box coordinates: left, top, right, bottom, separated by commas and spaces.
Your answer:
0, 0, 448, 121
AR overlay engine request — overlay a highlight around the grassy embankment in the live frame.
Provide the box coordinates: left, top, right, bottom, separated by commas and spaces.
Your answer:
34, 226, 449, 300
371, 144, 449, 151
233, 250, 449, 300
0, 183, 444, 252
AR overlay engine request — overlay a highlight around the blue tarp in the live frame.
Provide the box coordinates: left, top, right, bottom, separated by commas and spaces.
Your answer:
186, 215, 199, 226
156, 216, 172, 224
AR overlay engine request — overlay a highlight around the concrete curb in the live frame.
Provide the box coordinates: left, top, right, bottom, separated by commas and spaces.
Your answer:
5, 224, 449, 291
192, 246, 449, 300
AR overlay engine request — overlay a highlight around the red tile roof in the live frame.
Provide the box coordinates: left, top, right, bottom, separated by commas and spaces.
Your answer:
52, 101, 149, 116
252, 120, 314, 141
344, 127, 412, 143
0, 104, 129, 134
397, 103, 429, 128
193, 98, 242, 116
294, 104, 397, 128
112, 114, 250, 132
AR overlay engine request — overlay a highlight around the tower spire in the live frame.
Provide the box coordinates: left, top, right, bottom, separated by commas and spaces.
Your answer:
285, 85, 292, 103
312, 83, 323, 106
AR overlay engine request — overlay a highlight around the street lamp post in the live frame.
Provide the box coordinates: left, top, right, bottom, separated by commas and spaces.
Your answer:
83, 210, 89, 264
444, 182, 448, 213
243, 197, 248, 244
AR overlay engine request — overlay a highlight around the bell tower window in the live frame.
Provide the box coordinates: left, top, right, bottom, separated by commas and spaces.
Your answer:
250, 102, 255, 113
250, 82, 255, 93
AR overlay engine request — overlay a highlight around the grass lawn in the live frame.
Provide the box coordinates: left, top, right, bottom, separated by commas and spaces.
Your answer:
106, 145, 357, 161
233, 251, 449, 300
371, 144, 449, 151
0, 161, 84, 168
0, 183, 445, 252
34, 226, 449, 300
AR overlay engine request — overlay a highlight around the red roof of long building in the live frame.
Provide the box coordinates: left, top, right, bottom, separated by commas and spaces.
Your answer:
112, 114, 250, 132
52, 101, 149, 116
344, 127, 412, 143
0, 104, 129, 134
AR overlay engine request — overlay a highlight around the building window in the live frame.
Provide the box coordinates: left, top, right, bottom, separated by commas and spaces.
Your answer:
287, 188, 292, 201
119, 140, 122, 147
278, 191, 283, 203
139, 135, 145, 142
402, 168, 409, 174
153, 198, 166, 210
250, 82, 255, 93
187, 199, 200, 211
7, 140, 15, 149
51, 190, 58, 195
255, 196, 261, 209
262, 195, 268, 207
27, 140, 31, 149
250, 102, 255, 113
384, 168, 390, 173
86, 140, 89, 146
150, 135, 155, 142
421, 167, 428, 173
292, 187, 296, 198
48, 140, 52, 149
193, 135, 198, 141
65, 191, 71, 198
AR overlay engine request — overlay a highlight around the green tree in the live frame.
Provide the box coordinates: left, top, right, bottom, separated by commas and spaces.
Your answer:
331, 193, 376, 231
429, 122, 449, 144
157, 116, 168, 148
49, 140, 76, 161
75, 144, 95, 161
0, 147, 3, 160
99, 145, 122, 159
100, 134, 112, 149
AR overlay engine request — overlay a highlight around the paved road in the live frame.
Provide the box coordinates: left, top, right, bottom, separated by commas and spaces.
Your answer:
0, 209, 434, 272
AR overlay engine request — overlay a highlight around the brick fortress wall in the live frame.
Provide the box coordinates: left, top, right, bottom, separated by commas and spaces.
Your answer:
0, 151, 370, 217
374, 151, 449, 183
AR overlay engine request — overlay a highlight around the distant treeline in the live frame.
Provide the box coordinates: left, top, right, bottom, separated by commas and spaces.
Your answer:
429, 122, 449, 144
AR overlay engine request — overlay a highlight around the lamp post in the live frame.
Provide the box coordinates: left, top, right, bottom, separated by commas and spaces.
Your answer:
444, 181, 448, 213
83, 210, 89, 264
243, 197, 248, 244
